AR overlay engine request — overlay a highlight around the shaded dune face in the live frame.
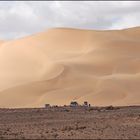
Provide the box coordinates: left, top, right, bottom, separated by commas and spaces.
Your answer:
0, 27, 140, 108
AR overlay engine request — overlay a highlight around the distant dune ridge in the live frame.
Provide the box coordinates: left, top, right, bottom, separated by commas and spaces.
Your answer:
0, 27, 140, 108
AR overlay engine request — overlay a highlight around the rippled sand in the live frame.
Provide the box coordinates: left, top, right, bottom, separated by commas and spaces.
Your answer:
0, 27, 140, 107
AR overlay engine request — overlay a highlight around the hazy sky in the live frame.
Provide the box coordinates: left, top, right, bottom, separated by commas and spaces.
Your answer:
0, 1, 140, 39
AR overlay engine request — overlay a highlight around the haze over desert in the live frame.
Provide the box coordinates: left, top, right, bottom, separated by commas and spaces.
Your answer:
0, 27, 140, 108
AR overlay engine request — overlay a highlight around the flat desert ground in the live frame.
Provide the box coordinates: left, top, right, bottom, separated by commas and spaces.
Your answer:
0, 106, 140, 139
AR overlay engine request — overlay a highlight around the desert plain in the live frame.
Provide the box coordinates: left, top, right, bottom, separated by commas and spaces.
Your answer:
0, 106, 140, 139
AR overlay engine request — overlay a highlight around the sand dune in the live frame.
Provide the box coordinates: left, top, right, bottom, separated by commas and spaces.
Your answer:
0, 27, 140, 108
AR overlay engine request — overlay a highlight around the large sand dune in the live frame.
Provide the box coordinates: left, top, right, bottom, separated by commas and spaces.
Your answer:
0, 27, 140, 108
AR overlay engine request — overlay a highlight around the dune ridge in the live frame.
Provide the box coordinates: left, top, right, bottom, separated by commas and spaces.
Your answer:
0, 27, 140, 108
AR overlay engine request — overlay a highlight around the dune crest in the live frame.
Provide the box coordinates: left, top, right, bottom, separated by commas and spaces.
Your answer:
0, 27, 140, 108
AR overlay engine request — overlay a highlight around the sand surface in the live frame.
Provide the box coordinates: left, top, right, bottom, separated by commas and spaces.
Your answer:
0, 27, 140, 107
0, 106, 140, 139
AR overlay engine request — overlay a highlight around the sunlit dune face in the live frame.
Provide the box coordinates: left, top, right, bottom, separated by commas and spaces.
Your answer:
0, 27, 140, 108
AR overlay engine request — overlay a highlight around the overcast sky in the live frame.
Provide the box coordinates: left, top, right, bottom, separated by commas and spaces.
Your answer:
0, 1, 140, 39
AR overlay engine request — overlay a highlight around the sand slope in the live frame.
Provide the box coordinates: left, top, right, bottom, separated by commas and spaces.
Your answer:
0, 27, 140, 108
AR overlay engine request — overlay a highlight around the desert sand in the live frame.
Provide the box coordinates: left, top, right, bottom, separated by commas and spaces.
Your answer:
0, 27, 140, 108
